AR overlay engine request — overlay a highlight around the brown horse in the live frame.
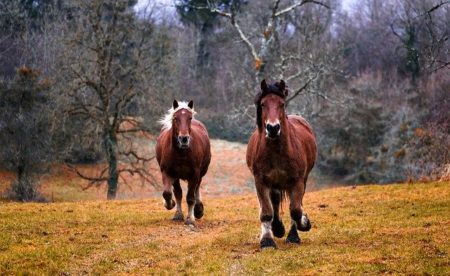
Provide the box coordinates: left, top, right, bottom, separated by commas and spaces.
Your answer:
156, 100, 211, 225
246, 79, 317, 249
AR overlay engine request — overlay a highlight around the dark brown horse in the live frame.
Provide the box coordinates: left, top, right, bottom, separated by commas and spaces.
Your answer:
156, 100, 211, 225
246, 80, 317, 249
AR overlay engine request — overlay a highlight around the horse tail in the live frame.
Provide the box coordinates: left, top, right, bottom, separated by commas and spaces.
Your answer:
280, 190, 286, 214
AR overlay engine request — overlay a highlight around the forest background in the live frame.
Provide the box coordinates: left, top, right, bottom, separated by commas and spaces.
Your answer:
0, 0, 448, 201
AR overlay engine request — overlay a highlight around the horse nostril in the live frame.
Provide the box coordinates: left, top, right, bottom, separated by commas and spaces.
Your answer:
181, 136, 189, 144
266, 124, 281, 137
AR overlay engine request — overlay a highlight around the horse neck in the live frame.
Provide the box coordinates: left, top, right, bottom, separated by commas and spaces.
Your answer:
170, 127, 179, 150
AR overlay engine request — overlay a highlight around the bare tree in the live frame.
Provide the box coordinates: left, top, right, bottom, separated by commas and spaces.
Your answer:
59, 0, 158, 199
192, 0, 333, 101
0, 66, 55, 201
390, 0, 450, 82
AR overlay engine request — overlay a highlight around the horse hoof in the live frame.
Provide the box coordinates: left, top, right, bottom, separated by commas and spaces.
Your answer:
260, 237, 277, 249
185, 218, 195, 226
172, 212, 184, 221
164, 199, 176, 210
194, 202, 204, 219
272, 219, 285, 238
286, 228, 301, 244
286, 234, 301, 244
297, 214, 311, 232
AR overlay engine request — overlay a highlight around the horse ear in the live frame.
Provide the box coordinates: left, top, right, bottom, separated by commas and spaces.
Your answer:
188, 100, 194, 109
279, 80, 286, 91
261, 79, 268, 91
279, 80, 288, 97
173, 100, 179, 109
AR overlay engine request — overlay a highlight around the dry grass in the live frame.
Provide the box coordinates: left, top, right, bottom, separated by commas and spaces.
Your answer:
1, 181, 449, 274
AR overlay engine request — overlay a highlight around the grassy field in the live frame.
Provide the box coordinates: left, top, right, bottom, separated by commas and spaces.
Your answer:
1, 181, 449, 275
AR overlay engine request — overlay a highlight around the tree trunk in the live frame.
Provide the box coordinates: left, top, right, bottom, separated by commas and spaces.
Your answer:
105, 130, 119, 200
17, 159, 25, 185
196, 23, 212, 78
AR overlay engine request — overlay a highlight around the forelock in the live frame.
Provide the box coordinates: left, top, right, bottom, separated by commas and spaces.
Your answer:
159, 101, 196, 130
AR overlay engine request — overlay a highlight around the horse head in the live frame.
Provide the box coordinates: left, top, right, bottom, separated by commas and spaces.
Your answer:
172, 100, 194, 149
255, 79, 288, 139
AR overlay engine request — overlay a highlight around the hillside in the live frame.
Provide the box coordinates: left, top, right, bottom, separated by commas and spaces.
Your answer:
1, 139, 329, 202
1, 181, 449, 274
0, 139, 256, 201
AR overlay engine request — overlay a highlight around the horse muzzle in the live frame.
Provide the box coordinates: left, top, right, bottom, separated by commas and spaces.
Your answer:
265, 123, 281, 139
177, 135, 191, 149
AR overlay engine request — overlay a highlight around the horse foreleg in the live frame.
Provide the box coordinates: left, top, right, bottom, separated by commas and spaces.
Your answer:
270, 189, 285, 238
256, 182, 277, 249
162, 172, 175, 210
172, 179, 184, 221
286, 181, 311, 244
185, 179, 198, 225
194, 181, 204, 219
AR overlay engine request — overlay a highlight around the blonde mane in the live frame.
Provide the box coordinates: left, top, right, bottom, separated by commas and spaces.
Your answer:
159, 101, 196, 130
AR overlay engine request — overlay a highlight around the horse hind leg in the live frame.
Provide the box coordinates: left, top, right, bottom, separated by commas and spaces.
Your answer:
298, 177, 311, 232
194, 181, 204, 219
286, 215, 311, 243
270, 189, 285, 238
286, 182, 311, 244
172, 179, 184, 221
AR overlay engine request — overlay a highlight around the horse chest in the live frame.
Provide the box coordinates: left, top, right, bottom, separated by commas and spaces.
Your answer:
261, 155, 297, 187
263, 168, 290, 185
165, 156, 196, 180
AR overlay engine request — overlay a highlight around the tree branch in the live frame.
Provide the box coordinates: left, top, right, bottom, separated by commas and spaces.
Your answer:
191, 4, 260, 63
286, 78, 312, 103
426, 1, 450, 14
66, 164, 108, 189
275, 0, 330, 17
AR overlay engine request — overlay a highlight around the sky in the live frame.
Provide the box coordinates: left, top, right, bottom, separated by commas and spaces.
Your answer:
133, 0, 358, 18
134, 0, 176, 18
